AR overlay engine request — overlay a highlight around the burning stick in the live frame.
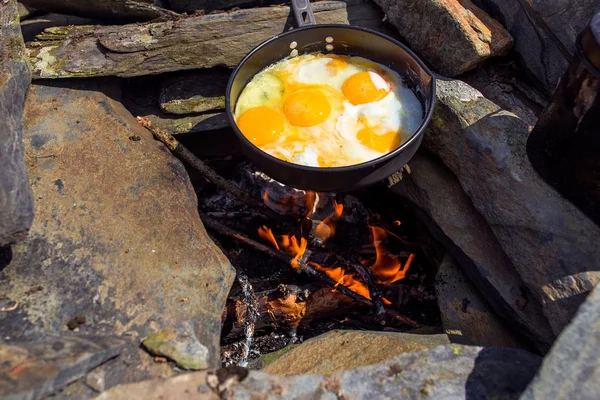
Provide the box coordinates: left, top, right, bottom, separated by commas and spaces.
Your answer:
202, 214, 419, 328
136, 117, 279, 220
235, 271, 257, 368
334, 251, 386, 319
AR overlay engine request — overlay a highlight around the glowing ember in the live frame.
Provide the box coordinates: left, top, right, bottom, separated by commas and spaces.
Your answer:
393, 220, 402, 226
315, 200, 344, 243
369, 226, 412, 284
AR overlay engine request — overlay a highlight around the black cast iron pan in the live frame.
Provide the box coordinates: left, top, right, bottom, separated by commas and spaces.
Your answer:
225, 0, 436, 192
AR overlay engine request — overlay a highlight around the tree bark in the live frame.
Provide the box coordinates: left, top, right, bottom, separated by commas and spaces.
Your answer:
26, 1, 351, 79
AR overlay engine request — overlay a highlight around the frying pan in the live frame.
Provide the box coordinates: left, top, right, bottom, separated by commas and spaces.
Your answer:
225, 0, 436, 192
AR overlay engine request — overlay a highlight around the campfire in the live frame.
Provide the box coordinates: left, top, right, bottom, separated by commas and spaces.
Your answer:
136, 119, 438, 367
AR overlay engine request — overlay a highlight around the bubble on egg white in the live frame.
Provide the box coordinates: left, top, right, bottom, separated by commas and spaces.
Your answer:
290, 41, 298, 49
290, 49, 299, 57
326, 44, 334, 51
326, 36, 334, 43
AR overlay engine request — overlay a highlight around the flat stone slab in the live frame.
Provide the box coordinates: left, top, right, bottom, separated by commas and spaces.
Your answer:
522, 284, 600, 400
0, 0, 34, 246
0, 335, 125, 400
373, 0, 513, 76
0, 79, 235, 387
424, 78, 600, 335
96, 344, 542, 399
263, 330, 450, 375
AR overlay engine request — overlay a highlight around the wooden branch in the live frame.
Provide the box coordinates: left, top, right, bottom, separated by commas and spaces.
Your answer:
26, 1, 351, 79
19, 0, 179, 22
137, 117, 272, 216
202, 214, 420, 329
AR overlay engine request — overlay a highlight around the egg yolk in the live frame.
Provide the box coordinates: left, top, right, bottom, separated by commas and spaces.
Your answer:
343, 71, 390, 105
357, 128, 401, 153
283, 90, 331, 127
237, 106, 284, 146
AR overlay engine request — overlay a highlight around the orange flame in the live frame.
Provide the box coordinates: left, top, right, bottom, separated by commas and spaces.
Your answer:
310, 262, 371, 299
290, 237, 308, 269
315, 200, 344, 243
258, 226, 279, 251
369, 226, 412, 284
258, 226, 307, 270
393, 220, 402, 227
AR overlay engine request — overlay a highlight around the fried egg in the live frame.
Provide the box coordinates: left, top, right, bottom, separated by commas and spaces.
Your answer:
234, 53, 423, 168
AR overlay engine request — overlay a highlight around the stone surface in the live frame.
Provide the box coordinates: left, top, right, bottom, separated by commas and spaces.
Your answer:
94, 371, 217, 400
17, 2, 35, 20
434, 253, 527, 349
25, 2, 353, 79
142, 321, 210, 370
160, 69, 229, 115
393, 151, 554, 349
373, 0, 513, 76
97, 344, 542, 399
424, 78, 600, 335
263, 330, 451, 375
19, 0, 179, 22
0, 0, 34, 246
471, 0, 571, 93
531, 0, 600, 56
122, 76, 229, 135
521, 284, 600, 400
460, 62, 544, 130
20, 13, 99, 42
0, 335, 125, 400
0, 79, 235, 387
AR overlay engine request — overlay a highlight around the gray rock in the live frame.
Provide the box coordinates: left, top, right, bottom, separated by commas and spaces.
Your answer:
0, 79, 235, 387
20, 13, 99, 42
424, 78, 600, 335
392, 151, 554, 349
0, 0, 34, 246
521, 284, 600, 400
263, 330, 450, 375
435, 254, 530, 350
373, 0, 513, 76
17, 2, 35, 20
160, 69, 228, 115
460, 64, 545, 130
122, 77, 229, 135
95, 345, 542, 400
0, 335, 125, 400
19, 0, 179, 22
142, 321, 210, 370
471, 0, 571, 93
531, 0, 600, 55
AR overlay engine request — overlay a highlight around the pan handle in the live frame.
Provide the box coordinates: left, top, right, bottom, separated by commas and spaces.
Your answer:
291, 0, 316, 27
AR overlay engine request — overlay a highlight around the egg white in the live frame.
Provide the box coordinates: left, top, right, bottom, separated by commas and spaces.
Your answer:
235, 53, 424, 168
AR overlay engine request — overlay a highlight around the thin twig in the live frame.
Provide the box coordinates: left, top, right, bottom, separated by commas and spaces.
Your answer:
236, 271, 257, 368
136, 117, 277, 218
335, 251, 386, 319
201, 214, 419, 328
